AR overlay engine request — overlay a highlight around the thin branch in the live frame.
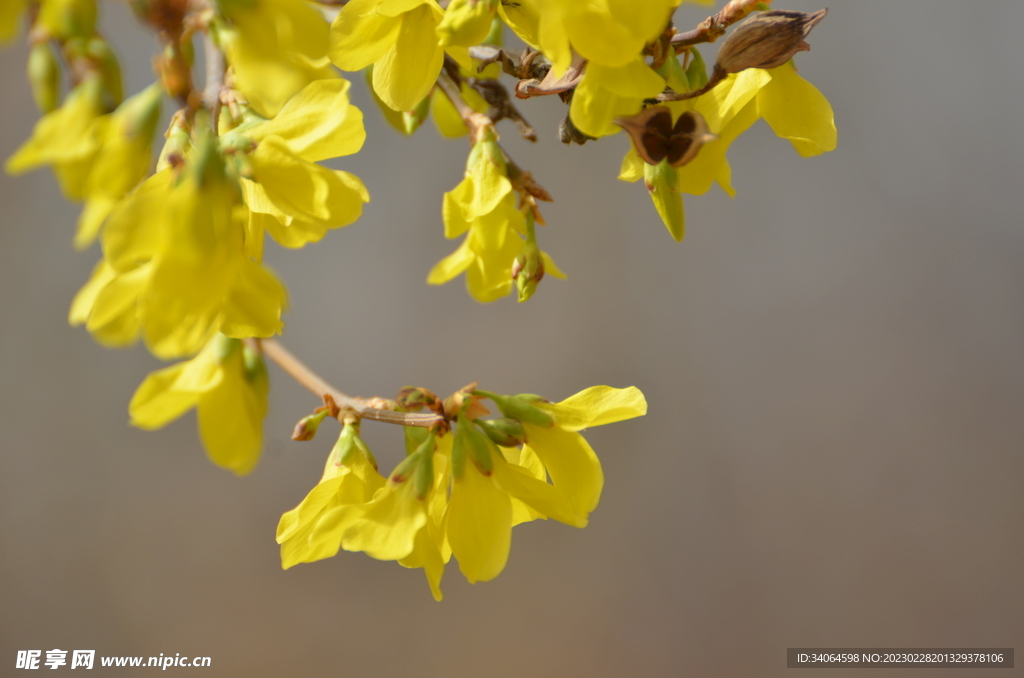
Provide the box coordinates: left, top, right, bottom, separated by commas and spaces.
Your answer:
435, 70, 492, 142
256, 338, 445, 429
670, 0, 769, 49
201, 32, 224, 125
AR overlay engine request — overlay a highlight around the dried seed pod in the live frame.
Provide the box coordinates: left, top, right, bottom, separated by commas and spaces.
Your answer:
716, 9, 827, 74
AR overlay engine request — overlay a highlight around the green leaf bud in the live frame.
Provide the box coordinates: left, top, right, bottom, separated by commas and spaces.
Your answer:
484, 392, 555, 428
476, 417, 526, 447
291, 409, 330, 442
28, 42, 61, 113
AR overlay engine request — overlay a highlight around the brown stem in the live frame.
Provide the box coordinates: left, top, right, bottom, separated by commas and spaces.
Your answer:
201, 33, 224, 126
255, 338, 445, 429
435, 70, 492, 142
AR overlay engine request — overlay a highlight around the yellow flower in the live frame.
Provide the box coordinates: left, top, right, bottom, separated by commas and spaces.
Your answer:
215, 0, 337, 117
329, 0, 471, 112
277, 425, 387, 569
5, 75, 107, 200
234, 79, 370, 253
618, 62, 836, 236
515, 386, 648, 518
428, 130, 564, 301
76, 134, 288, 358
128, 335, 269, 475
75, 83, 162, 249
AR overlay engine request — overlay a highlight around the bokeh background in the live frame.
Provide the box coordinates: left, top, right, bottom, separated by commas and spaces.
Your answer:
2, 1, 1022, 676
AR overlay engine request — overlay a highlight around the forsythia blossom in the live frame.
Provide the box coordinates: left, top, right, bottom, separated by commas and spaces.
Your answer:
278, 385, 647, 600
129, 335, 269, 475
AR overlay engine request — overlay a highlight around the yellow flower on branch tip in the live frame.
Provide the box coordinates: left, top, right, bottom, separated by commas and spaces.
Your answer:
5, 75, 107, 200
216, 0, 337, 117
129, 335, 269, 475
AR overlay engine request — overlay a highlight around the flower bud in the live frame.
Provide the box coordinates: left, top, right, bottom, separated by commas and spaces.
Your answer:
85, 37, 123, 106
476, 417, 526, 447
436, 0, 497, 48
512, 240, 544, 303
716, 9, 827, 74
291, 410, 330, 441
461, 422, 495, 475
396, 386, 440, 412
411, 434, 437, 499
28, 43, 61, 114
485, 392, 554, 428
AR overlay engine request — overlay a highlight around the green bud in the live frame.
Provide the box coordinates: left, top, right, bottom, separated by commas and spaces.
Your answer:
28, 43, 61, 113
157, 112, 191, 171
291, 410, 330, 442
403, 424, 431, 455
462, 422, 495, 474
436, 0, 497, 48
512, 240, 544, 303
644, 159, 684, 242
476, 417, 525, 447
86, 37, 123, 107
482, 15, 503, 46
483, 392, 555, 428
685, 47, 709, 91
412, 435, 436, 499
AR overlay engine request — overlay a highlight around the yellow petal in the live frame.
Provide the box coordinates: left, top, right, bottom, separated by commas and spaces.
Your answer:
128, 363, 197, 430
522, 425, 603, 516
758, 61, 837, 157
492, 453, 587, 527
544, 385, 648, 430
446, 464, 511, 583
373, 4, 444, 111
219, 258, 287, 339
340, 482, 427, 561
251, 136, 367, 227
249, 79, 366, 162
197, 348, 267, 475
329, 0, 401, 71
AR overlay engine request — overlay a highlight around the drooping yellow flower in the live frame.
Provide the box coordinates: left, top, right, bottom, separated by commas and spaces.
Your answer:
75, 83, 162, 249
215, 0, 337, 117
517, 386, 648, 519
428, 129, 564, 301
232, 78, 370, 254
277, 424, 387, 569
330, 0, 471, 112
76, 133, 288, 358
128, 335, 269, 475
5, 75, 108, 200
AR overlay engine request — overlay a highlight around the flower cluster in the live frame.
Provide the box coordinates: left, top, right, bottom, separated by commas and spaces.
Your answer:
4, 0, 839, 599
278, 385, 647, 599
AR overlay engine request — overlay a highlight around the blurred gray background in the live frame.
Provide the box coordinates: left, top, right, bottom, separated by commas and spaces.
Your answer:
2, 1, 1022, 676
